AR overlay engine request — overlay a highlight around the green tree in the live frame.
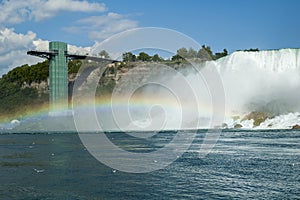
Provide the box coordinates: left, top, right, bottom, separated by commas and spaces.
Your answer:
197, 48, 212, 61
122, 52, 136, 62
171, 54, 183, 61
152, 54, 162, 62
68, 60, 82, 74
3, 61, 49, 86
98, 50, 110, 59
187, 47, 197, 58
137, 52, 151, 61
177, 47, 188, 58
201, 45, 214, 60
244, 48, 259, 52
214, 49, 228, 60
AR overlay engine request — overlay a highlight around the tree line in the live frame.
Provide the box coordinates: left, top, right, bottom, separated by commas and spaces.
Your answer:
122, 45, 228, 63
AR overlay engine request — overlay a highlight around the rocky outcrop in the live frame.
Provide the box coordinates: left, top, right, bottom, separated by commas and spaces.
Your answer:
242, 111, 274, 127
292, 124, 300, 129
222, 123, 228, 129
22, 80, 49, 95
234, 124, 243, 129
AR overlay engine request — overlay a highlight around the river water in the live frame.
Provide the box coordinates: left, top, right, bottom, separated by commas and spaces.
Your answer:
1, 130, 299, 199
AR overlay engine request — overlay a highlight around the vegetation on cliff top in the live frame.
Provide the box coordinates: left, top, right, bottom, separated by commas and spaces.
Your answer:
122, 46, 228, 63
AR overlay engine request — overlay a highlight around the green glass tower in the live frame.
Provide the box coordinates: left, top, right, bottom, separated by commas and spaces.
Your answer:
49, 42, 68, 112
27, 41, 115, 115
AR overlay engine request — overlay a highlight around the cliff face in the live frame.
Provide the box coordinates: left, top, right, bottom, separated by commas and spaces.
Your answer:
21, 80, 49, 95
242, 111, 274, 127
21, 74, 78, 95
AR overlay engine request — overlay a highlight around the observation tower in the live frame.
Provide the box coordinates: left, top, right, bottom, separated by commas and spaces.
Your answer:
27, 41, 115, 114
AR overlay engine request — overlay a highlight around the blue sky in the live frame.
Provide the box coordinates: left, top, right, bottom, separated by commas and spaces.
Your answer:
1, 0, 300, 75
103, 0, 300, 51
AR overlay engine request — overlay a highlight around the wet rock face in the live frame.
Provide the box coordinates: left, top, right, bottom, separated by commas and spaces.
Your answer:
222, 123, 228, 129
292, 124, 300, 129
242, 111, 274, 127
234, 124, 243, 129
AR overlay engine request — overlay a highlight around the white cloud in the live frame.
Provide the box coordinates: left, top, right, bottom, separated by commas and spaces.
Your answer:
0, 28, 42, 75
64, 12, 139, 42
0, 1, 139, 75
0, 28, 36, 54
0, 0, 106, 24
0, 28, 91, 76
68, 44, 91, 55
32, 38, 90, 54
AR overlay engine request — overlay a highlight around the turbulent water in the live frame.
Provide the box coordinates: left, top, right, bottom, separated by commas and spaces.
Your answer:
215, 49, 300, 128
0, 130, 299, 199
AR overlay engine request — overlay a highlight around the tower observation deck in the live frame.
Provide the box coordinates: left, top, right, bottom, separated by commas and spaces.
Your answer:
27, 41, 116, 114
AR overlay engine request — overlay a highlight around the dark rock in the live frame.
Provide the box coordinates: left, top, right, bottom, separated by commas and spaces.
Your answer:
292, 124, 300, 129
222, 123, 228, 128
234, 124, 243, 129
242, 111, 274, 127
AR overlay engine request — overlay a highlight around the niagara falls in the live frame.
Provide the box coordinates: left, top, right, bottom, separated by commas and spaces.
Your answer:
209, 48, 300, 129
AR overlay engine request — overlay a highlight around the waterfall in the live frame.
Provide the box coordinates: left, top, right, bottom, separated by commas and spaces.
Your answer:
207, 48, 300, 128
216, 48, 300, 72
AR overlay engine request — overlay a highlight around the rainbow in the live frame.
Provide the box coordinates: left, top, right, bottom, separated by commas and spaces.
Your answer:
1, 94, 220, 131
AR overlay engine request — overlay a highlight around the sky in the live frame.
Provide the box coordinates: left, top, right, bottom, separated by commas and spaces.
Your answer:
1, 0, 300, 76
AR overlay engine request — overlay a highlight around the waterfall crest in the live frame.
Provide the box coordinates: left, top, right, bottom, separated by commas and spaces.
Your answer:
208, 48, 300, 129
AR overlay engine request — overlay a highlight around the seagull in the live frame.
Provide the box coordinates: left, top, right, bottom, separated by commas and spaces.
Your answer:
33, 168, 45, 173
112, 169, 117, 173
